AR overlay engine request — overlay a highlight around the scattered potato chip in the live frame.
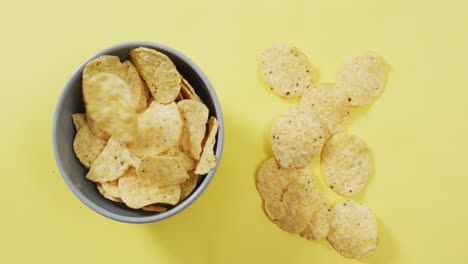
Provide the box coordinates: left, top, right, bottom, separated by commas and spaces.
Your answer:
72, 113, 86, 131
142, 204, 168, 212
118, 168, 181, 209
299, 83, 349, 139
123, 60, 146, 111
97, 183, 123, 203
84, 73, 137, 142
327, 199, 378, 258
86, 137, 133, 183
178, 100, 209, 160
137, 156, 189, 186
260, 43, 312, 98
180, 171, 199, 200
299, 188, 332, 240
271, 105, 324, 168
180, 78, 202, 102
73, 123, 107, 168
337, 51, 385, 106
128, 102, 182, 158
321, 133, 372, 196
256, 158, 313, 201
160, 147, 196, 171
130, 47, 181, 104
195, 117, 219, 175
101, 180, 120, 199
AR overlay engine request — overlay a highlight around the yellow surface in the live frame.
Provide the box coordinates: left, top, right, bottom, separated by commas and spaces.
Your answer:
1, 0, 467, 263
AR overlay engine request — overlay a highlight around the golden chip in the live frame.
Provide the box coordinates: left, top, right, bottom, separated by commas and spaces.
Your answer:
142, 204, 168, 212
271, 105, 324, 168
128, 102, 182, 158
321, 133, 372, 196
177, 99, 209, 160
82, 55, 125, 86
195, 116, 219, 175
337, 51, 385, 106
86, 115, 110, 140
137, 156, 189, 186
160, 147, 196, 171
180, 171, 199, 201
73, 123, 107, 168
86, 137, 133, 183
84, 73, 137, 142
256, 158, 313, 201
118, 168, 181, 209
72, 113, 86, 131
101, 179, 120, 199
130, 47, 181, 104
299, 188, 332, 240
97, 183, 123, 203
299, 82, 349, 139
327, 199, 379, 259
260, 43, 312, 98
123, 60, 147, 111
180, 78, 202, 102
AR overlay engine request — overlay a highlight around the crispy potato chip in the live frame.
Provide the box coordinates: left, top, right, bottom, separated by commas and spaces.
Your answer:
72, 113, 86, 131
327, 199, 378, 259
138, 81, 150, 110
137, 156, 189, 186
101, 180, 120, 199
73, 123, 107, 168
84, 73, 137, 142
142, 204, 168, 212
82, 55, 125, 86
123, 60, 146, 111
160, 147, 196, 171
195, 117, 219, 175
128, 102, 182, 158
180, 171, 199, 200
130, 47, 181, 104
260, 43, 312, 98
97, 183, 123, 203
86, 137, 133, 183
256, 158, 313, 201
271, 105, 324, 168
299, 83, 350, 139
178, 100, 209, 160
86, 116, 111, 140
321, 133, 372, 196
180, 78, 202, 102
176, 93, 184, 102
118, 168, 181, 209
299, 188, 332, 240
337, 51, 385, 106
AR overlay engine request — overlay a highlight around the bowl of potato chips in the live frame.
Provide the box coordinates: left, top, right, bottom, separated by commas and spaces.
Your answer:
53, 41, 223, 223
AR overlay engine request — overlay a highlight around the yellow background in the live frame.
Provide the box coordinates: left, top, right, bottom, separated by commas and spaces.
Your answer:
1, 0, 467, 263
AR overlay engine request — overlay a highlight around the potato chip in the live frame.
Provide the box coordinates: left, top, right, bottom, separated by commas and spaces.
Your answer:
178, 100, 209, 160
299, 83, 349, 139
142, 204, 168, 212
137, 156, 189, 186
299, 189, 332, 240
72, 113, 86, 131
86, 137, 133, 183
321, 133, 372, 196
118, 168, 181, 209
73, 123, 107, 168
337, 51, 385, 106
86, 115, 111, 140
327, 199, 378, 258
84, 73, 137, 142
130, 47, 181, 104
82, 55, 124, 86
180, 78, 202, 102
160, 147, 196, 171
256, 158, 313, 201
195, 117, 219, 175
97, 183, 123, 203
128, 102, 182, 158
260, 43, 312, 98
271, 105, 324, 168
101, 180, 120, 199
123, 60, 146, 111
180, 171, 199, 200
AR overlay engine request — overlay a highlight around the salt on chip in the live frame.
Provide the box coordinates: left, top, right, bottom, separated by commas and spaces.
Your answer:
321, 133, 372, 196
327, 199, 378, 259
73, 123, 107, 168
271, 105, 324, 168
101, 180, 120, 199
160, 147, 196, 171
123, 60, 147, 111
142, 204, 168, 212
180, 171, 199, 201
86, 137, 133, 183
195, 117, 219, 175
260, 43, 312, 98
137, 156, 189, 186
97, 183, 123, 203
118, 168, 181, 209
178, 99, 209, 160
72, 113, 86, 131
256, 158, 313, 201
130, 47, 181, 104
337, 51, 385, 106
128, 102, 182, 158
299, 82, 350, 139
84, 73, 137, 142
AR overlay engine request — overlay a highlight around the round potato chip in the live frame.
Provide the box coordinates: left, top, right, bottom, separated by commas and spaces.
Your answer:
299, 83, 350, 139
73, 123, 107, 168
256, 158, 313, 201
321, 133, 372, 196
160, 147, 196, 171
299, 188, 331, 240
137, 156, 189, 187
84, 73, 137, 143
82, 55, 125, 87
97, 183, 123, 203
327, 199, 378, 259
260, 43, 312, 98
101, 180, 120, 199
337, 51, 385, 106
271, 106, 324, 168
130, 47, 181, 104
178, 100, 209, 160
123, 60, 146, 112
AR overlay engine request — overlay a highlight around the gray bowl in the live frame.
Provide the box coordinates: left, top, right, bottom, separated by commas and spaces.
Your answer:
52, 41, 224, 223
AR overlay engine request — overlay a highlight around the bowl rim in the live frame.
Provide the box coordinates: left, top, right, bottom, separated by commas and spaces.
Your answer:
52, 41, 224, 223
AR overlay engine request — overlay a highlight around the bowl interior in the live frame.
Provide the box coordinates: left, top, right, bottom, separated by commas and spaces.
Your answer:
53, 42, 223, 222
